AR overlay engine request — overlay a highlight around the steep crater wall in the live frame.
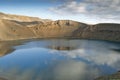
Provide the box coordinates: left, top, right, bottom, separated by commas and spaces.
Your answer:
0, 19, 120, 42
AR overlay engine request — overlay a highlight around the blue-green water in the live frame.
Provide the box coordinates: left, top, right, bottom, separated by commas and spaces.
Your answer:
0, 39, 120, 80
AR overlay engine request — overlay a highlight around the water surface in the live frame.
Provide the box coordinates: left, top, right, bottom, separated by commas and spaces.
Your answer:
0, 39, 120, 80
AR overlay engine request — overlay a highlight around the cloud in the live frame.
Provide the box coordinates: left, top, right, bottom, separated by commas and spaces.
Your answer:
53, 60, 100, 80
50, 0, 120, 20
48, 40, 120, 69
50, 1, 86, 14
0, 60, 101, 80
0, 68, 36, 80
36, 60, 101, 80
54, 47, 120, 70
64, 49, 120, 66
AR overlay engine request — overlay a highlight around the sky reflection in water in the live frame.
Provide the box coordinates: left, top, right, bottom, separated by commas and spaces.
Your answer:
0, 39, 120, 80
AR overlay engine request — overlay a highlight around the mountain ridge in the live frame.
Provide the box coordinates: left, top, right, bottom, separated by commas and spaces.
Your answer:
0, 12, 120, 42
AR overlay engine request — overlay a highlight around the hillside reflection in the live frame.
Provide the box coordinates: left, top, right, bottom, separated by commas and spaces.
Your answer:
0, 39, 77, 57
0, 41, 20, 57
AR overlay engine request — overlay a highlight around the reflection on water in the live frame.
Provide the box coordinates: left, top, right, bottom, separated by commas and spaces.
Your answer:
112, 49, 120, 52
0, 39, 120, 80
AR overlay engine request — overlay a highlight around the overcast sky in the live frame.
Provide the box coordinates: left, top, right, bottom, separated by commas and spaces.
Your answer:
0, 0, 120, 24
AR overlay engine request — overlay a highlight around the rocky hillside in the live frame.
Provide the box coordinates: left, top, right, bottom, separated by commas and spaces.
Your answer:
29, 21, 120, 41
95, 71, 120, 80
0, 12, 41, 22
0, 12, 120, 42
29, 20, 87, 38
73, 23, 120, 41
0, 12, 52, 22
0, 19, 36, 40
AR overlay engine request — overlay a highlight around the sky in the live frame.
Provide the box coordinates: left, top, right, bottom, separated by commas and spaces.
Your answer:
0, 0, 120, 24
